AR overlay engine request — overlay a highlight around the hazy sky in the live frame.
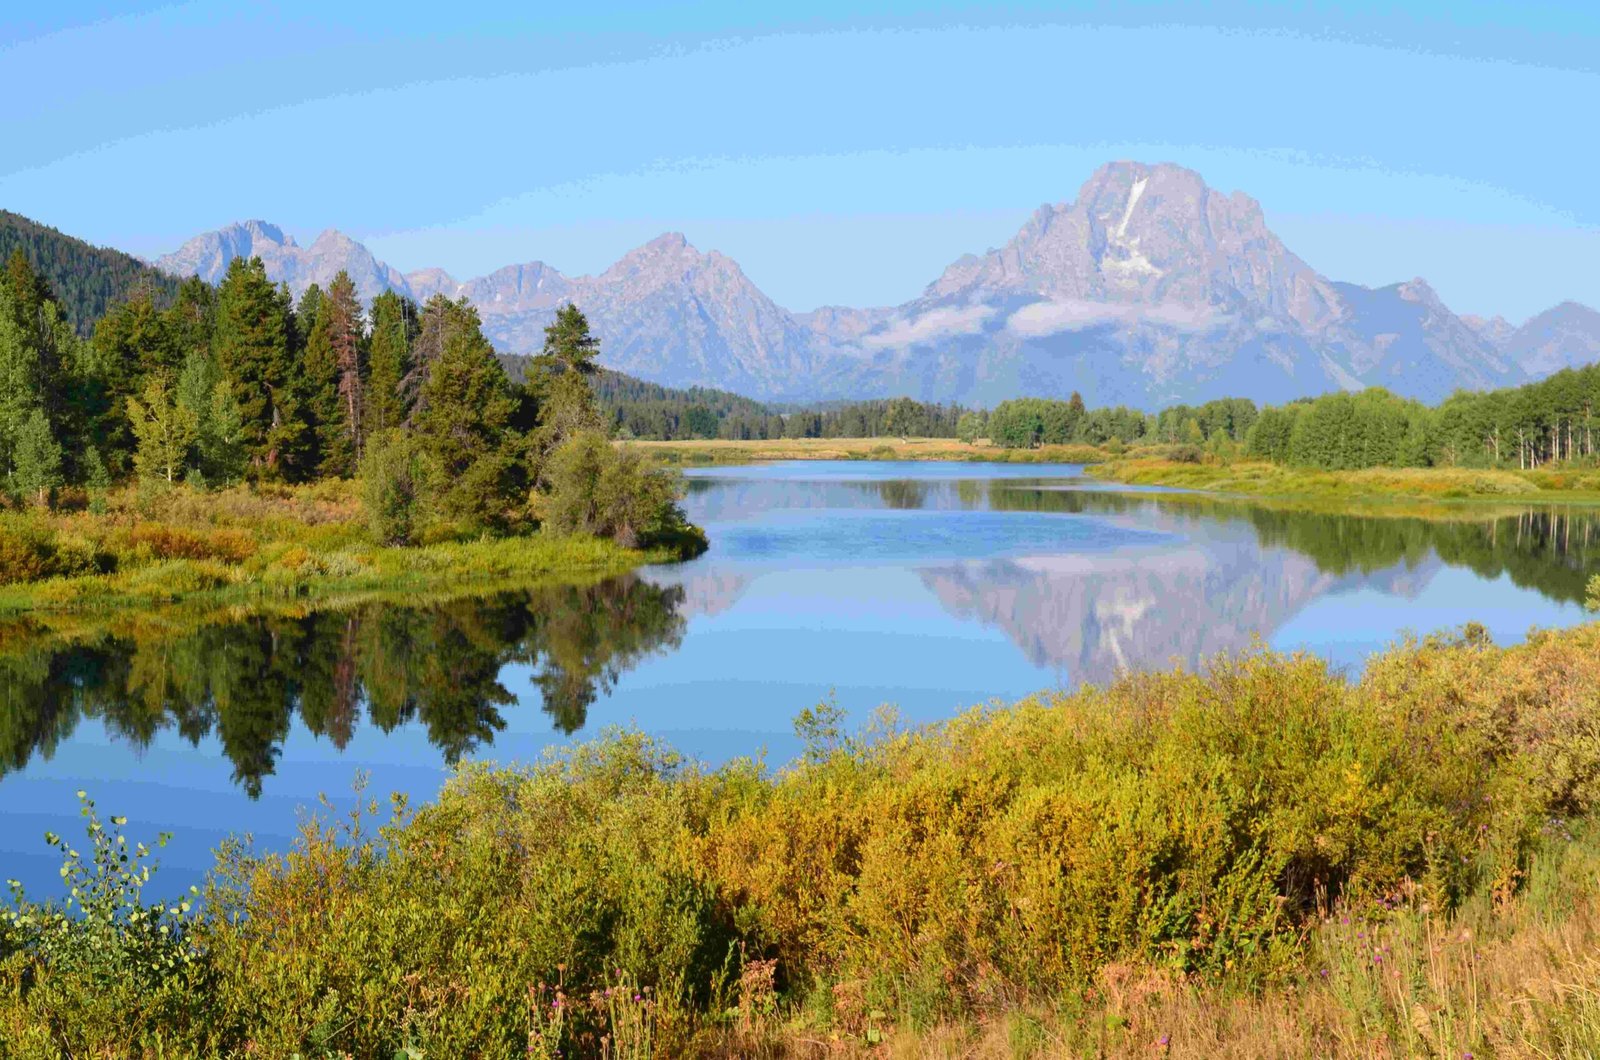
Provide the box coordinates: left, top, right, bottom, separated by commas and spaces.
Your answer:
3, 1, 1596, 321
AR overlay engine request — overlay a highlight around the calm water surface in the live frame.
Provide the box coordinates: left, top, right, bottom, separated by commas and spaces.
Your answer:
3, 461, 1595, 895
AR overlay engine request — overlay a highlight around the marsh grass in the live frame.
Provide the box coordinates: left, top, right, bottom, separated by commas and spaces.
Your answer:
1092, 457, 1600, 505
0, 480, 674, 616
6, 623, 1600, 1056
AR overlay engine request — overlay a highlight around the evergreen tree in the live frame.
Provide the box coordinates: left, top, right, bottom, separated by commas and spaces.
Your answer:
11, 407, 63, 505
163, 277, 215, 367
366, 291, 415, 438
321, 272, 366, 475
540, 303, 601, 376
402, 295, 483, 426
301, 274, 366, 477
213, 257, 309, 480
414, 302, 523, 525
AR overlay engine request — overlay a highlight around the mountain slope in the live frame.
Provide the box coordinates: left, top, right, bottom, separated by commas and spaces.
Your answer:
1502, 302, 1600, 377
0, 210, 179, 333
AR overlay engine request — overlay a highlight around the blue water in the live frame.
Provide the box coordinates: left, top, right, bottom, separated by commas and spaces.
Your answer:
2, 461, 1593, 897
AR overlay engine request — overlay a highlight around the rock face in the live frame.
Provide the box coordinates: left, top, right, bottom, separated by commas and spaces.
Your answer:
844, 162, 1522, 407
156, 163, 1598, 406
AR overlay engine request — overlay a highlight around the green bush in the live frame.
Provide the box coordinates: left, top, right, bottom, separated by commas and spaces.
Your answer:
0, 523, 62, 584
0, 522, 109, 584
360, 430, 427, 545
543, 432, 691, 549
1, 794, 203, 1053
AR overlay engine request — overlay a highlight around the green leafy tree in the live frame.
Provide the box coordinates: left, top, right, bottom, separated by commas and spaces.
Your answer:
127, 373, 197, 484
176, 348, 244, 486
11, 407, 63, 505
955, 411, 984, 444
881, 396, 921, 441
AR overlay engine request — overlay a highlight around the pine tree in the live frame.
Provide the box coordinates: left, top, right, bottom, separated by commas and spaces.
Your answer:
367, 291, 414, 439
164, 276, 215, 367
305, 271, 367, 476
127, 373, 197, 484
213, 257, 308, 480
402, 295, 472, 425
414, 302, 522, 525
541, 303, 600, 376
11, 407, 62, 505
531, 307, 605, 466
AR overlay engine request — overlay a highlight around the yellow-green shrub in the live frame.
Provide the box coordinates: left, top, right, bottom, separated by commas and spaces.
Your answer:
6, 624, 1600, 1055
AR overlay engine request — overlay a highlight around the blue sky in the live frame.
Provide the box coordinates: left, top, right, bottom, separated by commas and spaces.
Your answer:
2, 1, 1596, 321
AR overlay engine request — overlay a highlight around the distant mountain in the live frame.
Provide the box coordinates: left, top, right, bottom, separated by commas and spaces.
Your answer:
0, 210, 179, 333
1499, 302, 1600, 378
151, 163, 1600, 407
836, 162, 1520, 407
155, 221, 409, 306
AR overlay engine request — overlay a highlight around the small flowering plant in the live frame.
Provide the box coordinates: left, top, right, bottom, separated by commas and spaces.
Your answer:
1, 791, 199, 988
526, 964, 655, 1060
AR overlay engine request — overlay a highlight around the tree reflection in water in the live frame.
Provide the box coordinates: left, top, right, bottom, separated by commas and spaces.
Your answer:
0, 576, 685, 797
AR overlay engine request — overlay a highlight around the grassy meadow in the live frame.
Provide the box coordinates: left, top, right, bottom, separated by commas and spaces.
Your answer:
6, 619, 1600, 1056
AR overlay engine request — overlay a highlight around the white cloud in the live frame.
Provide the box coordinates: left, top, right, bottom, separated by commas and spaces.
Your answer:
1006, 299, 1232, 337
862, 304, 996, 348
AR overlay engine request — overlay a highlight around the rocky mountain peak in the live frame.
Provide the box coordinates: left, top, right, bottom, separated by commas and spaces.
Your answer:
152, 159, 1593, 408
924, 159, 1339, 333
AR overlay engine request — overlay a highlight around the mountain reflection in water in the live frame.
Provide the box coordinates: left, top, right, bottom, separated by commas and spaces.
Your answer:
3, 463, 1596, 900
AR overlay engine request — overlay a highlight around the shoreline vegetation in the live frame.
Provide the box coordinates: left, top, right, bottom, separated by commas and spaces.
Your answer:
0, 477, 697, 618
630, 435, 1600, 506
5, 618, 1600, 1056
1088, 455, 1600, 505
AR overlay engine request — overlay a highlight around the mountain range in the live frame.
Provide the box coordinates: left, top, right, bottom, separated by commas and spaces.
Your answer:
153, 162, 1600, 408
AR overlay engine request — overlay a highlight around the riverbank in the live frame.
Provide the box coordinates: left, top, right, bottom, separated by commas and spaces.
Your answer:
1088, 457, 1600, 505
631, 436, 1110, 464
7, 619, 1600, 1056
0, 481, 695, 617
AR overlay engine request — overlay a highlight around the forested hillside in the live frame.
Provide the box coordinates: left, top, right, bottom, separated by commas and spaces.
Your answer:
0, 211, 179, 334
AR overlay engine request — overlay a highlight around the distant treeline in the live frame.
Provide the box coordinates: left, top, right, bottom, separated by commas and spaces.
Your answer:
544, 357, 1600, 473
976, 371, 1600, 471
505, 360, 970, 442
